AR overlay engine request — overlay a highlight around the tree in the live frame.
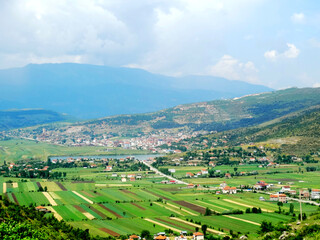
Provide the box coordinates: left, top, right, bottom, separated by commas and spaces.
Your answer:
204, 207, 212, 216
234, 167, 238, 172
201, 225, 208, 235
141, 230, 151, 240
259, 220, 274, 234
289, 203, 294, 214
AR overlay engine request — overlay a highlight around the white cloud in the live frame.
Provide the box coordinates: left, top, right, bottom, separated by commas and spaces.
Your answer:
291, 13, 305, 23
264, 43, 300, 61
207, 55, 259, 84
264, 50, 278, 60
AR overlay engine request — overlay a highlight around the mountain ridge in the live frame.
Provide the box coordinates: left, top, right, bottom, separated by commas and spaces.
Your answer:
0, 63, 273, 119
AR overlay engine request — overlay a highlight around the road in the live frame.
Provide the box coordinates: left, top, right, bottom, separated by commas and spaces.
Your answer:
257, 190, 320, 206
139, 160, 189, 185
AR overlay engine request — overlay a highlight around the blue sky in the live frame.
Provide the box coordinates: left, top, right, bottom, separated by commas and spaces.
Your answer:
0, 0, 319, 89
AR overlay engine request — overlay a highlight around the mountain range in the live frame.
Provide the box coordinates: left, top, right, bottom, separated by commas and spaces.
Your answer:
0, 63, 272, 119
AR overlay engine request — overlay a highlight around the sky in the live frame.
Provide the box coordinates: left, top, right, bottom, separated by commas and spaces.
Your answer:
0, 0, 320, 89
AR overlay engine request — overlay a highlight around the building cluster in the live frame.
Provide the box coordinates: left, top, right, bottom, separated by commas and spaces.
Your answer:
125, 231, 204, 240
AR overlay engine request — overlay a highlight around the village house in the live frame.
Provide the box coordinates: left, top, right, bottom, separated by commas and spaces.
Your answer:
186, 172, 194, 178
311, 189, 320, 199
269, 194, 279, 201
222, 186, 237, 194
187, 183, 195, 188
254, 180, 269, 190
154, 232, 169, 240
175, 235, 187, 240
220, 182, 228, 189
128, 235, 141, 240
111, 173, 117, 177
168, 169, 176, 173
105, 166, 112, 171
225, 173, 231, 179
270, 194, 287, 203
300, 190, 310, 199
35, 206, 50, 213
193, 232, 204, 240
278, 194, 287, 203
201, 169, 208, 175
209, 161, 215, 167
121, 177, 127, 182
280, 186, 291, 193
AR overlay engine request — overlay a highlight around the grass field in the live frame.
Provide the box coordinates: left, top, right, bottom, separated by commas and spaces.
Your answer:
0, 139, 149, 163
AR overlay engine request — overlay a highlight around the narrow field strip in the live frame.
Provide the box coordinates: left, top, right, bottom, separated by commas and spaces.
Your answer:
145, 218, 181, 233
207, 200, 230, 211
155, 218, 194, 232
49, 192, 61, 199
11, 193, 19, 205
84, 204, 107, 218
46, 206, 63, 221
36, 182, 42, 188
98, 204, 123, 218
3, 183, 6, 193
55, 182, 67, 191
166, 202, 197, 216
223, 215, 261, 226
223, 199, 271, 212
144, 189, 170, 200
73, 205, 95, 220
72, 191, 94, 204
83, 212, 95, 220
43, 192, 57, 206
81, 191, 95, 198
153, 202, 183, 215
12, 182, 18, 188
99, 228, 120, 237
131, 202, 146, 210
170, 217, 226, 235
198, 200, 230, 213
174, 201, 205, 214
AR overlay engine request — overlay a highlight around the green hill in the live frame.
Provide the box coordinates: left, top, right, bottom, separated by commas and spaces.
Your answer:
77, 87, 320, 135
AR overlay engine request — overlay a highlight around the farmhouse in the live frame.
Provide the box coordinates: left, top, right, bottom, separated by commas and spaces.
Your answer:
186, 172, 194, 177
222, 186, 237, 194
128, 235, 141, 240
281, 186, 291, 192
209, 161, 215, 167
168, 169, 176, 173
175, 235, 187, 240
193, 232, 204, 240
225, 173, 231, 179
35, 206, 50, 213
112, 173, 117, 177
105, 166, 112, 171
311, 189, 320, 199
201, 169, 208, 175
121, 177, 127, 182
300, 190, 310, 199
269, 194, 287, 202
254, 180, 269, 190
187, 183, 195, 188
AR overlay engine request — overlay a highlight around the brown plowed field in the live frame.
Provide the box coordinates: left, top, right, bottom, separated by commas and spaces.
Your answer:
155, 218, 193, 232
99, 228, 120, 237
131, 202, 146, 210
11, 193, 19, 205
98, 204, 123, 218
120, 189, 137, 195
73, 205, 86, 213
55, 182, 67, 191
174, 201, 205, 214
82, 191, 95, 198
85, 204, 107, 218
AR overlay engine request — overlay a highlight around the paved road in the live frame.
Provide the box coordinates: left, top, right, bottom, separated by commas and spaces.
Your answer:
257, 190, 320, 206
139, 160, 188, 185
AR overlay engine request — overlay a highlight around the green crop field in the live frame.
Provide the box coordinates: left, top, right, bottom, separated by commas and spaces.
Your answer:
1, 160, 320, 239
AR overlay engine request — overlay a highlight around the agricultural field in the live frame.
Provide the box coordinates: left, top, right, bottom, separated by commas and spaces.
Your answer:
2, 163, 320, 239
0, 139, 149, 164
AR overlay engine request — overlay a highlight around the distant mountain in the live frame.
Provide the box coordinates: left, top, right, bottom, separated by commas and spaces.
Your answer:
0, 109, 69, 131
17, 87, 320, 139
0, 63, 272, 119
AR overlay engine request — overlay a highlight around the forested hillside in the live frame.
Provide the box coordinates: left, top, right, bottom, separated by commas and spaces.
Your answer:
0, 109, 69, 131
